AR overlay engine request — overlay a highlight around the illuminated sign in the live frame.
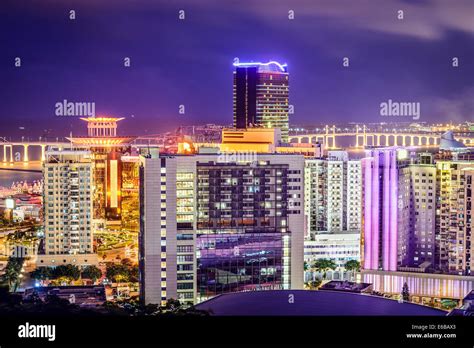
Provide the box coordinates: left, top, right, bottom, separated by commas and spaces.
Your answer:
5, 198, 15, 209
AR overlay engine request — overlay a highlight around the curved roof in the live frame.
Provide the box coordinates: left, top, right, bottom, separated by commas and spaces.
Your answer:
440, 131, 466, 150
233, 61, 288, 73
194, 290, 447, 316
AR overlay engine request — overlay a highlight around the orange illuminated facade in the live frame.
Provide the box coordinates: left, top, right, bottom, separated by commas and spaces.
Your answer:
179, 127, 317, 157
67, 117, 139, 230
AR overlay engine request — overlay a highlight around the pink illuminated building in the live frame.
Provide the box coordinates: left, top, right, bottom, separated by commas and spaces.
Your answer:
362, 149, 411, 272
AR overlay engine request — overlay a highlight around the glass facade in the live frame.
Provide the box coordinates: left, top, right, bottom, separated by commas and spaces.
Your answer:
197, 233, 287, 298
233, 62, 289, 141
196, 162, 291, 301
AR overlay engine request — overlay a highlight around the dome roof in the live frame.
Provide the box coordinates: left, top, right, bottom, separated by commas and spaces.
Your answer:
440, 131, 465, 150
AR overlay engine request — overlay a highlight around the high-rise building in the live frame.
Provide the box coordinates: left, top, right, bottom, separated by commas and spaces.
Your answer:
233, 61, 289, 142
38, 150, 97, 266
362, 150, 474, 276
304, 151, 362, 234
407, 161, 437, 268
139, 151, 305, 305
436, 161, 474, 275
361, 149, 411, 272
68, 117, 139, 230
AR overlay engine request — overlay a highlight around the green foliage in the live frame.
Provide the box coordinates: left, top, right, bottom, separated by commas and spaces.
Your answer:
402, 282, 410, 302
344, 260, 360, 272
81, 266, 102, 282
305, 279, 322, 290
30, 267, 52, 280
52, 264, 81, 281
312, 258, 337, 279
0, 257, 25, 291
303, 261, 309, 271
106, 263, 138, 283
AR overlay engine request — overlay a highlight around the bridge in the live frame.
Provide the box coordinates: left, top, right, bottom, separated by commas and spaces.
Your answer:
288, 125, 474, 149
0, 136, 168, 164
0, 138, 70, 163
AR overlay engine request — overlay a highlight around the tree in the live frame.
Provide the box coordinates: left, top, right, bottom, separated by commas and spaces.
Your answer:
81, 266, 102, 283
30, 267, 52, 281
128, 265, 139, 283
163, 298, 182, 312
52, 264, 81, 282
344, 260, 360, 281
2, 266, 19, 290
1, 257, 25, 292
402, 282, 410, 302
106, 263, 130, 283
304, 261, 309, 272
305, 279, 322, 290
312, 259, 337, 279
105, 262, 139, 284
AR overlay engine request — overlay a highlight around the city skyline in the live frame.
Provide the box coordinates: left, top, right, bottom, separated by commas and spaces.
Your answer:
1, 2, 474, 345
2, 0, 474, 138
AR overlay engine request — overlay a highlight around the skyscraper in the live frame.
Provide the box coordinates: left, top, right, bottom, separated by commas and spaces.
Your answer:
304, 151, 362, 234
139, 151, 305, 305
39, 149, 97, 266
408, 160, 437, 268
436, 161, 474, 275
361, 149, 411, 272
233, 61, 289, 142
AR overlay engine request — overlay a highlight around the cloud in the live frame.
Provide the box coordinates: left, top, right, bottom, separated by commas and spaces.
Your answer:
175, 0, 474, 41
433, 86, 474, 122
20, 0, 474, 41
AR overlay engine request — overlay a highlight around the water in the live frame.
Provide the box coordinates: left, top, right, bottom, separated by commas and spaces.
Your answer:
0, 162, 42, 188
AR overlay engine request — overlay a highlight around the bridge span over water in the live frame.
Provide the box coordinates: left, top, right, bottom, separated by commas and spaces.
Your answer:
289, 125, 474, 149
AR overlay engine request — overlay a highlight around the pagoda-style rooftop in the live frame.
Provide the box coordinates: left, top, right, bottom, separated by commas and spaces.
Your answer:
79, 117, 125, 122
66, 136, 137, 147
79, 116, 127, 138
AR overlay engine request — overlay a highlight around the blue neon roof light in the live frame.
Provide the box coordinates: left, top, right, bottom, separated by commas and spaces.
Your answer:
233, 61, 288, 72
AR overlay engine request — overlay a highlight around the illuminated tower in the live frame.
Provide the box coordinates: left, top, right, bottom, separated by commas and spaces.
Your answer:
361, 149, 411, 272
68, 117, 138, 228
233, 61, 289, 142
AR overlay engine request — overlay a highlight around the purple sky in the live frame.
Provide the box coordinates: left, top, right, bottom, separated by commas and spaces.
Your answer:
1, 0, 473, 138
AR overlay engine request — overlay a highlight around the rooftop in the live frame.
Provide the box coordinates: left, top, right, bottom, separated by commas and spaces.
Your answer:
194, 290, 447, 316
80, 117, 125, 122
233, 61, 288, 73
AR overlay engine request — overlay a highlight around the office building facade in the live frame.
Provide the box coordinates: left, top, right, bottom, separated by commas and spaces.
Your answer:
140, 152, 305, 305
233, 61, 290, 142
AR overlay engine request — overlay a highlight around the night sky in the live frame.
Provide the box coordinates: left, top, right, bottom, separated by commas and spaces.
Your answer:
1, 0, 473, 138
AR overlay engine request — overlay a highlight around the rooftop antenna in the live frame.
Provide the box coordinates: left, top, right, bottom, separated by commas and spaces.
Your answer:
70, 131, 73, 150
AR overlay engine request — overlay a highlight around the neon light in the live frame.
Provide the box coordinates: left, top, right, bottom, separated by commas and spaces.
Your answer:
389, 150, 398, 271
383, 151, 390, 270
233, 61, 288, 72
363, 158, 372, 270
372, 151, 379, 269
